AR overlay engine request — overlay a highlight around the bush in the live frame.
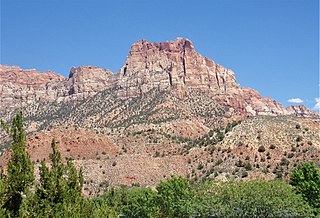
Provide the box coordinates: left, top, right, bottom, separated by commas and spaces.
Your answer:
241, 171, 248, 178
235, 160, 244, 167
296, 136, 303, 142
258, 146, 265, 152
244, 163, 253, 171
269, 144, 276, 149
280, 158, 290, 166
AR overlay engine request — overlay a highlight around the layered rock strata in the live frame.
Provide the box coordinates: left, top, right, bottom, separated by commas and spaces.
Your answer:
0, 38, 318, 119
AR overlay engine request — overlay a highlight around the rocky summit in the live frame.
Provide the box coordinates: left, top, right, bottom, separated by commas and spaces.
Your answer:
0, 38, 319, 195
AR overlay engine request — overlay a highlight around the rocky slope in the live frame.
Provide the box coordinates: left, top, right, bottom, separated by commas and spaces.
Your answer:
0, 38, 319, 195
0, 115, 318, 197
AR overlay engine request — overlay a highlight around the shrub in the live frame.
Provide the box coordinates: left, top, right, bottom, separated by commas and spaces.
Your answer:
269, 144, 276, 149
287, 153, 294, 158
215, 159, 223, 166
104, 186, 158, 218
241, 171, 248, 178
280, 158, 289, 166
197, 163, 204, 170
235, 160, 245, 167
296, 136, 303, 142
244, 163, 253, 171
258, 146, 265, 152
154, 151, 160, 157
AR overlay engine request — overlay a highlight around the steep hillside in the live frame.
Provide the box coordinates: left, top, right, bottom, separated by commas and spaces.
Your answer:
1, 115, 318, 197
0, 38, 319, 196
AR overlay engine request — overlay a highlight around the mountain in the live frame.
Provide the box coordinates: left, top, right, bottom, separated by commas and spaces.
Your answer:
1, 38, 318, 119
0, 38, 319, 196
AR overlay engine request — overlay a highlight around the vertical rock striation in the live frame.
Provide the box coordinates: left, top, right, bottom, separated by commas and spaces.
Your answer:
117, 38, 239, 98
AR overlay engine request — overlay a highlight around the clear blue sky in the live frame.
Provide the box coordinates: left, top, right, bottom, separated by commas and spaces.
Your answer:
1, 0, 319, 110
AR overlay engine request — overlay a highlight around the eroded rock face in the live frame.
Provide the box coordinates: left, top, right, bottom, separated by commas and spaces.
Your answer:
116, 38, 315, 117
0, 65, 67, 115
117, 38, 239, 98
0, 65, 115, 116
0, 38, 318, 119
215, 88, 291, 116
68, 66, 115, 100
287, 105, 320, 119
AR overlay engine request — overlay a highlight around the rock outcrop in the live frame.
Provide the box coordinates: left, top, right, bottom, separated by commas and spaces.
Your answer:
287, 105, 320, 119
116, 38, 314, 117
117, 38, 239, 98
0, 38, 318, 119
215, 88, 290, 116
0, 65, 66, 115
68, 66, 115, 100
0, 65, 115, 116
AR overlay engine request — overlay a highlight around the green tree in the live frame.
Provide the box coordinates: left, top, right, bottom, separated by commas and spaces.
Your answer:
156, 176, 196, 217
0, 112, 34, 216
214, 179, 312, 217
290, 161, 320, 214
104, 186, 158, 218
0, 170, 8, 216
32, 139, 84, 216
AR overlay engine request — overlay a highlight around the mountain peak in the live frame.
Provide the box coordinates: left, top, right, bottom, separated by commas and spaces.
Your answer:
118, 38, 237, 98
130, 38, 194, 55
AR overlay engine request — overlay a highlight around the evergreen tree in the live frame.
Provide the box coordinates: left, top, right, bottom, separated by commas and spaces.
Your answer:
34, 139, 83, 216
0, 169, 7, 215
0, 112, 34, 216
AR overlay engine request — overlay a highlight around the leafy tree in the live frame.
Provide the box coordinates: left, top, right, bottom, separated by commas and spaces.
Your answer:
156, 176, 196, 217
0, 112, 34, 216
290, 161, 320, 213
104, 186, 158, 218
214, 179, 312, 217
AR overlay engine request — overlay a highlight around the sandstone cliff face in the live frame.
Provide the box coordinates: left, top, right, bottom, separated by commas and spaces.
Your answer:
116, 38, 309, 117
68, 66, 115, 100
287, 105, 320, 119
117, 38, 239, 98
0, 65, 66, 115
215, 88, 290, 117
0, 65, 115, 116
0, 38, 318, 119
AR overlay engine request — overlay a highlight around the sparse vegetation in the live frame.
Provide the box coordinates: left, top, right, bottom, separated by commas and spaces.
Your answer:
0, 91, 319, 217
